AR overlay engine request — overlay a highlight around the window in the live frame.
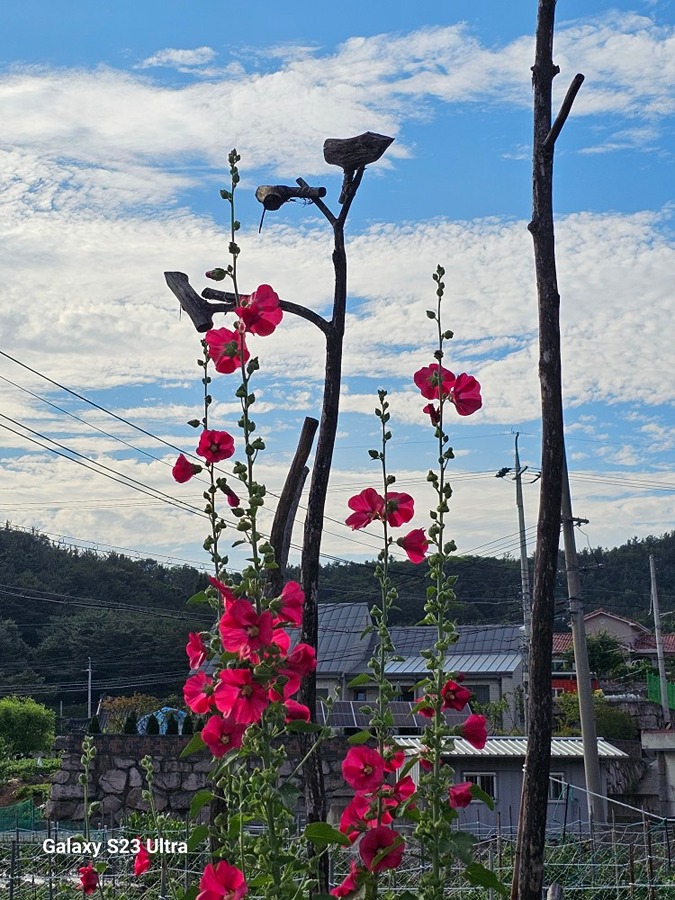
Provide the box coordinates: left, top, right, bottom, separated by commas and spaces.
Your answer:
548, 773, 566, 802
463, 684, 491, 705
463, 772, 496, 801
395, 687, 415, 702
353, 689, 367, 702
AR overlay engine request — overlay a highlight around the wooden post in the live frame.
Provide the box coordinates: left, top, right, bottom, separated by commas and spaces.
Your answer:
511, 3, 584, 900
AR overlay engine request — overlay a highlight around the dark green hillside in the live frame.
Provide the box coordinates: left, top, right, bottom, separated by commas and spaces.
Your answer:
0, 525, 211, 705
0, 524, 673, 708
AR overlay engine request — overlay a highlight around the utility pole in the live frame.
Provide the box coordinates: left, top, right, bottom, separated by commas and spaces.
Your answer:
514, 434, 533, 647
87, 657, 92, 719
561, 451, 604, 824
496, 433, 536, 730
650, 554, 671, 727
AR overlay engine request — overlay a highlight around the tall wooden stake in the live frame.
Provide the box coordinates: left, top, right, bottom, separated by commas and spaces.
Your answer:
511, 3, 584, 899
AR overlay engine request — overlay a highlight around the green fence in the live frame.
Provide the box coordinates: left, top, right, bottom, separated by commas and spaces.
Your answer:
0, 799, 38, 831
647, 671, 675, 710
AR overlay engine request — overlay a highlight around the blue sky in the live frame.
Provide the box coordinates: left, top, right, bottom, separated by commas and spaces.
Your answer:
0, 1, 673, 576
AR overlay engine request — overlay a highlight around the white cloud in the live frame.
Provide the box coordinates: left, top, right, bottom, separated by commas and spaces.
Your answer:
137, 47, 217, 69
0, 11, 673, 558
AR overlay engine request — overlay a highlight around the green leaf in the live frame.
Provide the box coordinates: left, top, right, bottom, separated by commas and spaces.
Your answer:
346, 673, 371, 689
347, 729, 373, 745
180, 732, 206, 757
278, 781, 301, 807
285, 720, 323, 733
303, 823, 351, 846
248, 874, 274, 887
464, 862, 509, 896
448, 829, 477, 864
470, 783, 495, 810
189, 789, 213, 820
186, 591, 209, 606
176, 888, 199, 900
186, 824, 209, 852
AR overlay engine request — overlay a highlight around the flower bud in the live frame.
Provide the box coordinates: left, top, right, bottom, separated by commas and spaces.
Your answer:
205, 268, 227, 281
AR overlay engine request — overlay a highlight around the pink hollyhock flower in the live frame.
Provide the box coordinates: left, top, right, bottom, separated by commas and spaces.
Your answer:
196, 860, 248, 900
397, 528, 428, 563
345, 488, 385, 530
342, 746, 385, 792
460, 713, 488, 749
208, 576, 238, 607
330, 859, 363, 898
186, 632, 207, 670
77, 863, 99, 895
339, 794, 389, 842
197, 429, 235, 464
204, 327, 250, 375
183, 672, 215, 714
270, 627, 291, 655
449, 373, 482, 416
284, 699, 311, 723
201, 715, 246, 757
441, 679, 472, 711
383, 746, 405, 773
214, 669, 269, 725
359, 826, 405, 873
414, 363, 455, 401
235, 284, 283, 337
172, 453, 202, 483
422, 403, 441, 426
385, 492, 414, 527
223, 485, 240, 508
449, 781, 475, 809
392, 774, 416, 803
134, 839, 151, 876
339, 794, 371, 841
277, 581, 304, 626
283, 643, 317, 678
219, 600, 275, 657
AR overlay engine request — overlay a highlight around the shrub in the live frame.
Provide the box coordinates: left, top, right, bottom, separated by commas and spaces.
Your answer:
0, 696, 55, 756
182, 714, 194, 735
123, 712, 138, 734
145, 714, 160, 734
165, 714, 179, 734
88, 714, 101, 734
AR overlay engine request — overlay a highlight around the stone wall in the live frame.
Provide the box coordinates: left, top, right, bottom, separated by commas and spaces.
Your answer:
46, 734, 354, 825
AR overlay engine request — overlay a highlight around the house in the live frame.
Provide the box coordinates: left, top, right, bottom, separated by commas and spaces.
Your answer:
553, 609, 675, 669
311, 604, 525, 731
398, 735, 629, 833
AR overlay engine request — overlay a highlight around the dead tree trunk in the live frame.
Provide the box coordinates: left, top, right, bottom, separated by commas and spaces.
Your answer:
511, 4, 584, 900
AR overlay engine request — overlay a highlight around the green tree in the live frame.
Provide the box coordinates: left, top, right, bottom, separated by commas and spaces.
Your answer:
564, 631, 628, 680
0, 696, 55, 755
145, 714, 160, 734
553, 690, 637, 739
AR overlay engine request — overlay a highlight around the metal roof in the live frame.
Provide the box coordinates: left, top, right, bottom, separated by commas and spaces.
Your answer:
395, 736, 628, 758
388, 624, 523, 657
314, 603, 373, 674
381, 652, 521, 677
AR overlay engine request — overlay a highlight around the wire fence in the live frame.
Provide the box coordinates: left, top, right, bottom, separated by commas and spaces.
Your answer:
2, 817, 675, 898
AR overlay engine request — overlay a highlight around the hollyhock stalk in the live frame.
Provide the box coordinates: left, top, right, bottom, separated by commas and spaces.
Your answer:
415, 266, 478, 899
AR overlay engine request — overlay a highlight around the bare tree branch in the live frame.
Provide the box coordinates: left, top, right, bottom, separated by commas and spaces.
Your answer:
543, 74, 585, 150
